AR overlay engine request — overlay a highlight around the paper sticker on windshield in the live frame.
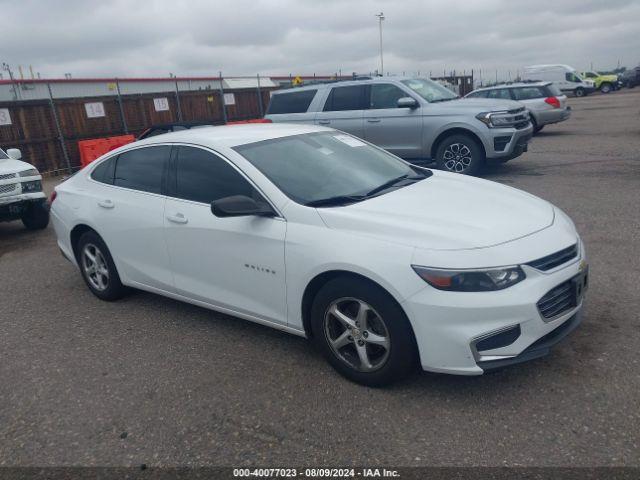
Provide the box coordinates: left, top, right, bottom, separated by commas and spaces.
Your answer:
318, 147, 334, 156
333, 135, 366, 147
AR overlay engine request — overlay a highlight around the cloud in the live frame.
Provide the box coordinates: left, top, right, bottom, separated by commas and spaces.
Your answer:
1, 0, 639, 80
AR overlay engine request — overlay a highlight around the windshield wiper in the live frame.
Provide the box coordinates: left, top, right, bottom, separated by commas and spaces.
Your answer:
430, 97, 459, 103
305, 195, 367, 208
364, 173, 427, 197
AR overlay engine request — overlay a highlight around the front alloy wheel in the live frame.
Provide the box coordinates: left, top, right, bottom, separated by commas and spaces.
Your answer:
443, 143, 473, 173
324, 298, 390, 372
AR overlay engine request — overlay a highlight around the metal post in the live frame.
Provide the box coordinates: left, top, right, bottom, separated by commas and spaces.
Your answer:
218, 71, 228, 124
376, 12, 385, 76
47, 83, 72, 174
115, 79, 128, 134
174, 80, 183, 122
256, 73, 264, 117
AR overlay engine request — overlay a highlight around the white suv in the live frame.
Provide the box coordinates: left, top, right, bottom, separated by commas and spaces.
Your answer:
0, 147, 49, 230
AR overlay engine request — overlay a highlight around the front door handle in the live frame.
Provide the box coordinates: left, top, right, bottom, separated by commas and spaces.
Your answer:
97, 199, 114, 209
367, 118, 381, 123
166, 213, 188, 224
317, 120, 331, 125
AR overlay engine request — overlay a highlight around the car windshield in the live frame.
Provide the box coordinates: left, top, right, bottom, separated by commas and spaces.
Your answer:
234, 132, 429, 206
401, 78, 459, 102
0, 149, 8, 159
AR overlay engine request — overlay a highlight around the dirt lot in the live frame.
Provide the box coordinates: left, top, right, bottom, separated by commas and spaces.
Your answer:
1, 89, 639, 468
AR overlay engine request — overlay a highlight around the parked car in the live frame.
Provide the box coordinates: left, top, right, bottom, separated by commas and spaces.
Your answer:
0, 147, 49, 230
580, 71, 619, 93
620, 67, 640, 88
466, 82, 571, 133
51, 124, 587, 386
522, 65, 596, 97
137, 121, 216, 140
265, 77, 533, 175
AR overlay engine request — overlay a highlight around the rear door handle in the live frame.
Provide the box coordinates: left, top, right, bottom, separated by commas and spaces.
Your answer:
367, 118, 381, 123
317, 120, 331, 125
166, 213, 188, 224
97, 199, 114, 209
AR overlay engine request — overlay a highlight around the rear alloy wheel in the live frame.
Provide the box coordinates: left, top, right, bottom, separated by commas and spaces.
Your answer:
436, 134, 484, 175
575, 87, 585, 97
311, 277, 417, 386
77, 231, 128, 301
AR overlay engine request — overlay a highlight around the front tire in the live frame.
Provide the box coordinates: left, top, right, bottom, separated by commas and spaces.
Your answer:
21, 201, 49, 230
435, 133, 484, 175
76, 231, 128, 301
310, 277, 418, 387
575, 87, 585, 97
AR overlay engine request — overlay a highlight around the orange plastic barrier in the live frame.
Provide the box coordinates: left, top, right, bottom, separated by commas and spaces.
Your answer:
78, 135, 135, 168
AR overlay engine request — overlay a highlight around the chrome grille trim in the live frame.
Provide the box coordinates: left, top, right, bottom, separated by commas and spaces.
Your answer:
526, 244, 578, 271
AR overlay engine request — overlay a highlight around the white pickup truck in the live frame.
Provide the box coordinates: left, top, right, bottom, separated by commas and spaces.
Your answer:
0, 147, 49, 230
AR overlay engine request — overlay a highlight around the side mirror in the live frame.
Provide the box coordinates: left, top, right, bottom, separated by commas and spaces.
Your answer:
6, 148, 22, 160
211, 195, 275, 218
397, 97, 418, 109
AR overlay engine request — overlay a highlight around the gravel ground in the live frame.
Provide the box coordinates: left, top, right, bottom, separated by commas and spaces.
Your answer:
1, 89, 639, 468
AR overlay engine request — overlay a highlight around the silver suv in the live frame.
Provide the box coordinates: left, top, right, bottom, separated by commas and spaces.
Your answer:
265, 77, 533, 174
466, 82, 570, 134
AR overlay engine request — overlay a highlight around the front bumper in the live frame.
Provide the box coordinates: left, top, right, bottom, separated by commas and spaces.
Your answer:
0, 196, 48, 222
485, 124, 534, 161
402, 241, 587, 375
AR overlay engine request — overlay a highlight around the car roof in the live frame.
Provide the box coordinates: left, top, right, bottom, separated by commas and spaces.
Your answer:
271, 76, 419, 94
132, 123, 333, 149
471, 81, 551, 92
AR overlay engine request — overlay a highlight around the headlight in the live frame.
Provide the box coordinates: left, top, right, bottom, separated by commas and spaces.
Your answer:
476, 111, 512, 128
19, 168, 39, 177
412, 265, 526, 292
21, 180, 42, 193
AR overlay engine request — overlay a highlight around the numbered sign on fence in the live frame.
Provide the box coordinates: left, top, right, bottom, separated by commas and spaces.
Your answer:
153, 98, 170, 112
223, 93, 236, 106
85, 102, 105, 118
0, 108, 11, 125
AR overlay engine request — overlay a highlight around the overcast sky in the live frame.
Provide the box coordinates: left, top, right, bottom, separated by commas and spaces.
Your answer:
2, 0, 639, 81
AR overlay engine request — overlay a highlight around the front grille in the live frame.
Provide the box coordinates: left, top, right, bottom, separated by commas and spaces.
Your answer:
0, 183, 18, 195
527, 244, 578, 271
537, 280, 575, 319
0, 172, 17, 181
508, 107, 526, 115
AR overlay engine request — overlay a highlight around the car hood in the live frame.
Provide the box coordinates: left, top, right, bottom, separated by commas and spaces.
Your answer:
0, 158, 36, 174
440, 97, 524, 112
599, 74, 618, 82
317, 171, 555, 251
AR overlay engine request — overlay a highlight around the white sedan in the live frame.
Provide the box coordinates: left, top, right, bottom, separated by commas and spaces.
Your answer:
51, 124, 587, 386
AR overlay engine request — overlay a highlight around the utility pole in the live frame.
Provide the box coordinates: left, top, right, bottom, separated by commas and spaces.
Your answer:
375, 12, 385, 76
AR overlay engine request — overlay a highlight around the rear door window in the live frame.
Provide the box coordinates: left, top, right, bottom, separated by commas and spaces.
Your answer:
370, 84, 410, 109
91, 156, 117, 185
266, 89, 317, 114
323, 85, 368, 111
512, 87, 545, 100
114, 146, 170, 194
486, 89, 512, 100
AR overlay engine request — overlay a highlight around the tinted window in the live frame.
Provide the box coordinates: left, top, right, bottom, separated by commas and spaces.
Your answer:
324, 85, 368, 111
175, 146, 255, 204
545, 84, 563, 96
91, 156, 116, 185
370, 84, 410, 109
566, 72, 582, 83
114, 146, 170, 194
267, 89, 317, 114
512, 87, 545, 100
486, 89, 512, 100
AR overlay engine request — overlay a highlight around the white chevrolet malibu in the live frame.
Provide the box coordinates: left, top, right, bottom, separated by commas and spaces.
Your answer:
51, 124, 588, 386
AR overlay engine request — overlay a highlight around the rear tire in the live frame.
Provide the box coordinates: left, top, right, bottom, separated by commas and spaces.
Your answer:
21, 201, 49, 230
531, 117, 544, 134
310, 277, 418, 387
435, 133, 484, 175
575, 87, 585, 97
76, 231, 128, 301
600, 83, 612, 94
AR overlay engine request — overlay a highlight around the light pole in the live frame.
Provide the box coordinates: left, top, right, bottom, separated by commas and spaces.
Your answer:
375, 12, 385, 76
